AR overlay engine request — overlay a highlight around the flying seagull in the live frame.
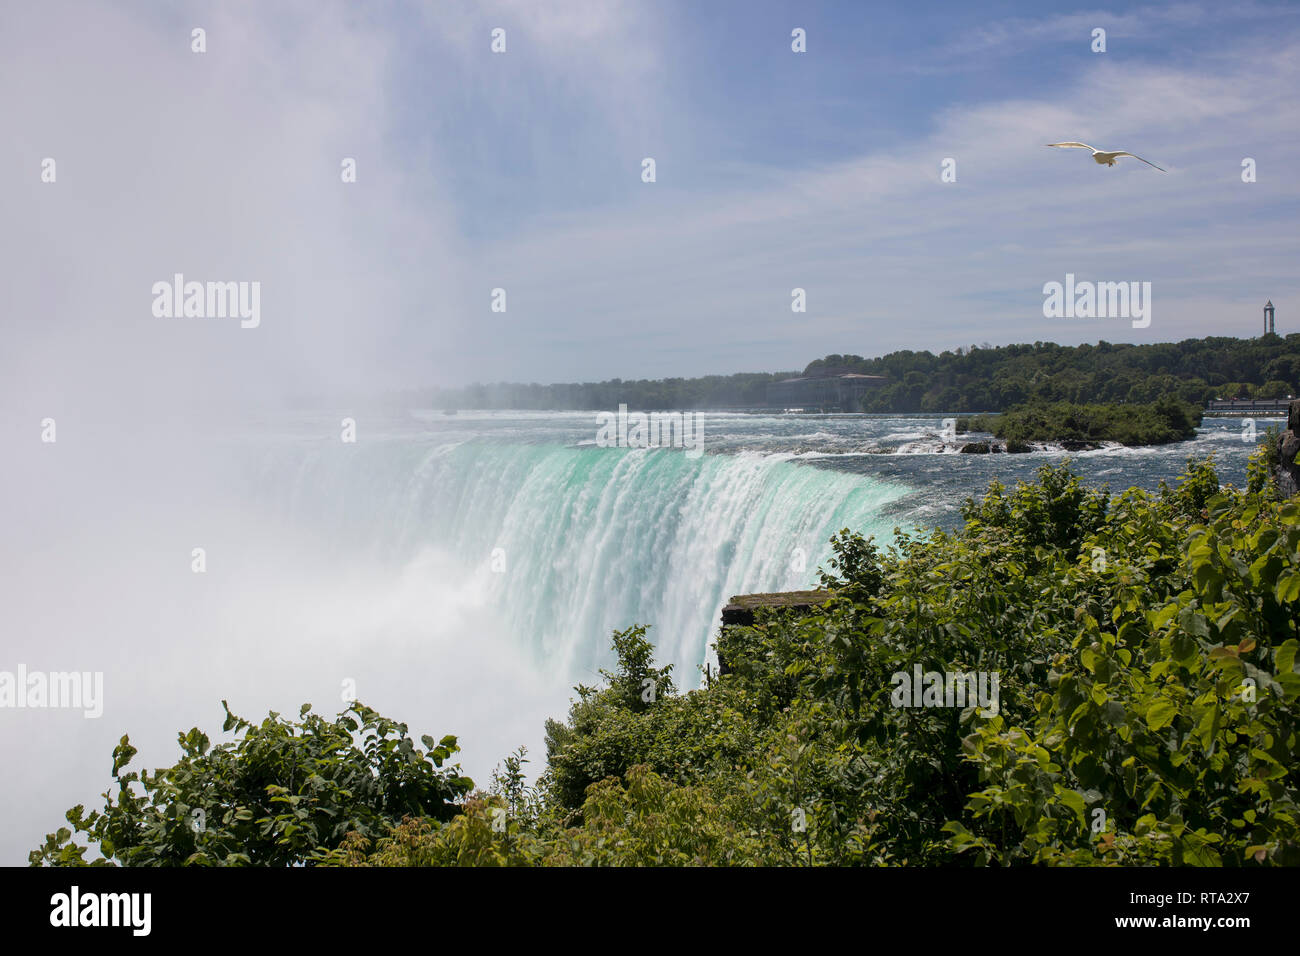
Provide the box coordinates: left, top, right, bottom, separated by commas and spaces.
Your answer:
1045, 142, 1166, 171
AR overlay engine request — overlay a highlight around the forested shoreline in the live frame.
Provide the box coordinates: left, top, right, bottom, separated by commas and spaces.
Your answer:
428, 335, 1300, 413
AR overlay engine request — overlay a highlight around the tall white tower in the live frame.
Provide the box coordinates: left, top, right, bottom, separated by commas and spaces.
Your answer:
1265, 300, 1276, 334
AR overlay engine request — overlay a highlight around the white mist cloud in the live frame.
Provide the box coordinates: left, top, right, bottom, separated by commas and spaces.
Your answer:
0, 0, 470, 420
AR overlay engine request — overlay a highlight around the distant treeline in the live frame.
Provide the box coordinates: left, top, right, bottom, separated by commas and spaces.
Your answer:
428, 373, 792, 410
815, 335, 1300, 412
429, 334, 1300, 412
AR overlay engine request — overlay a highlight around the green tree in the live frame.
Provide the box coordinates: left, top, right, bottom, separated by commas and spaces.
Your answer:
30, 701, 472, 866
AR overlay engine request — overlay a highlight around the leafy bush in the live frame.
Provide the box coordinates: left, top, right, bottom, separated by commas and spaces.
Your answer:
30, 701, 472, 866
951, 478, 1300, 864
524, 454, 1298, 866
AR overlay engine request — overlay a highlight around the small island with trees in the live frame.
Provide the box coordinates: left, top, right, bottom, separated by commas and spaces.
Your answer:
955, 396, 1203, 451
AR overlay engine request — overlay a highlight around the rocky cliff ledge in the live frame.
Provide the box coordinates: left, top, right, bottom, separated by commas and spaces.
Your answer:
717, 590, 833, 674
1276, 400, 1300, 496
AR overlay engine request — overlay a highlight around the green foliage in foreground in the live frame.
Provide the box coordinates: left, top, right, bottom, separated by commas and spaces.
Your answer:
958, 398, 1202, 446
29, 702, 472, 866
33, 448, 1300, 866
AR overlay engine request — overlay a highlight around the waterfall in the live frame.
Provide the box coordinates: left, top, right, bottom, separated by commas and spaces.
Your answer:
242, 437, 912, 684
0, 416, 916, 865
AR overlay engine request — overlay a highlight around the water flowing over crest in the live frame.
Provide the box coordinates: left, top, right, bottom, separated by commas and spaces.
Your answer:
247, 436, 912, 682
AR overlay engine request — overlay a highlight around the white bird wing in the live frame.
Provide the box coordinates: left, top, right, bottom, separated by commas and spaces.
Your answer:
1110, 151, 1166, 172
1045, 142, 1096, 150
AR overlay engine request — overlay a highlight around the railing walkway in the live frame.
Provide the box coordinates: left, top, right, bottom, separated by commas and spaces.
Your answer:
1204, 399, 1291, 416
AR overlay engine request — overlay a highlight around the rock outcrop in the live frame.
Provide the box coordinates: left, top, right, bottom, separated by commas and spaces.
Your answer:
717, 590, 833, 675
1276, 400, 1300, 496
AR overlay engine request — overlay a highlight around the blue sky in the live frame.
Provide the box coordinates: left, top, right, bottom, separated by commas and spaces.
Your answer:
2, 0, 1298, 400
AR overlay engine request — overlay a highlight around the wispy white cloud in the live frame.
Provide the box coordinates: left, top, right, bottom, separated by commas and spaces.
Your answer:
927, 0, 1284, 64
445, 30, 1299, 379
